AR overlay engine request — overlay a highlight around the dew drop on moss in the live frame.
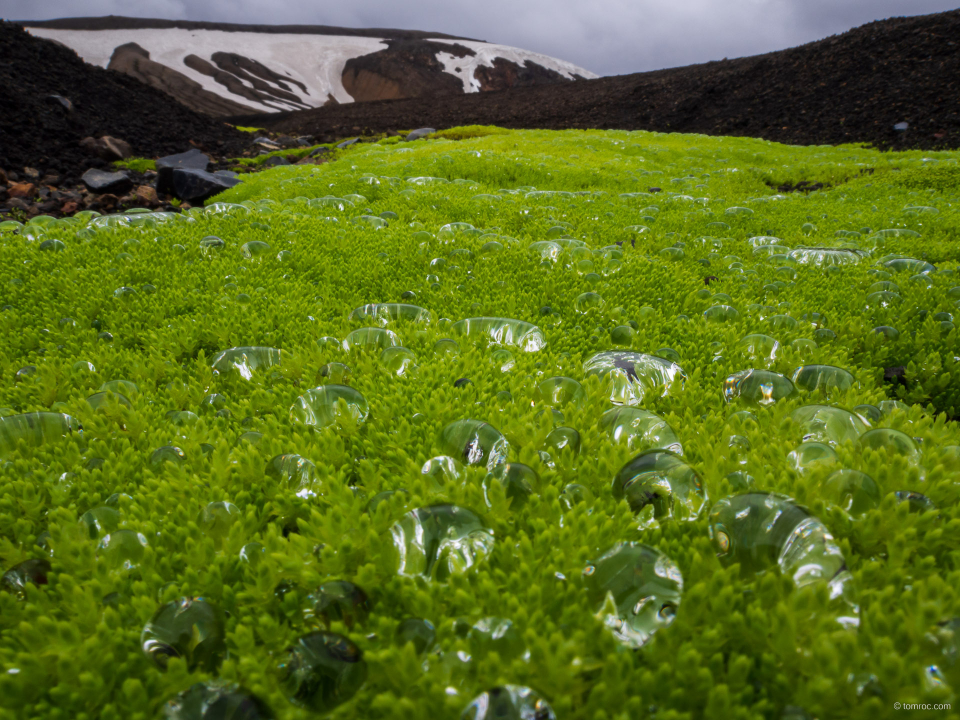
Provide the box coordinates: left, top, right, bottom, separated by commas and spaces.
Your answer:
389, 504, 494, 580
163, 681, 273, 720
601, 407, 682, 454
584, 351, 686, 405
98, 530, 148, 570
613, 450, 705, 523
396, 618, 436, 655
440, 420, 509, 469
304, 581, 370, 628
141, 597, 227, 672
1, 558, 50, 598
290, 385, 369, 430
211, 347, 281, 380
451, 317, 546, 352
723, 369, 796, 406
791, 405, 869, 445
583, 542, 683, 648
280, 631, 367, 713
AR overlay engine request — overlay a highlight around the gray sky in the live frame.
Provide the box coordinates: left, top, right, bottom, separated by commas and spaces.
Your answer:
5, 0, 959, 76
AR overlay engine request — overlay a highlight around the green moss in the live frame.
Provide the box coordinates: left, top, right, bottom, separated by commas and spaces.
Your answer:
432, 125, 512, 141
0, 129, 959, 719
233, 126, 267, 133
112, 157, 156, 173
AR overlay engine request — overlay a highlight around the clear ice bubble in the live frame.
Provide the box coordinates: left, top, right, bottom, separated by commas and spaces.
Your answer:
583, 351, 686, 406
450, 317, 546, 352
211, 347, 281, 381
163, 681, 273, 720
612, 450, 706, 523
791, 364, 856, 393
600, 407, 682, 454
343, 327, 400, 352
348, 303, 433, 326
290, 385, 369, 430
388, 504, 494, 580
141, 597, 226, 672
791, 405, 869, 445
709, 493, 854, 607
440, 420, 509, 469
723, 369, 796, 406
280, 631, 367, 713
582, 542, 683, 648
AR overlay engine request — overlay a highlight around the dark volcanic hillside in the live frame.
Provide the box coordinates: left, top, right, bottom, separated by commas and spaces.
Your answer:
0, 22, 246, 181
245, 8, 960, 150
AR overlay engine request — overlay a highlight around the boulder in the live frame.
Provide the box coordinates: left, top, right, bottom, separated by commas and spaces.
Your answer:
337, 137, 359, 149
44, 94, 73, 112
213, 170, 239, 179
309, 146, 332, 158
405, 128, 436, 141
171, 168, 241, 203
79, 136, 134, 162
156, 149, 210, 196
136, 185, 159, 206
81, 169, 133, 195
8, 182, 36, 200
263, 155, 291, 167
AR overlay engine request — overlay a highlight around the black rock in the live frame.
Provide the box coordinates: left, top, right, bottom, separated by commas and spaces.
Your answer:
337, 137, 360, 149
649, 187, 662, 193
213, 170, 239, 179
171, 168, 241, 203
263, 155, 291, 167
405, 128, 436, 141
80, 168, 132, 194
156, 149, 209, 195
309, 146, 332, 158
44, 94, 73, 112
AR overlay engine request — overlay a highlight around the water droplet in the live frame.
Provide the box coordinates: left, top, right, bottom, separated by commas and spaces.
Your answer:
319, 362, 351, 384
534, 376, 586, 410
381, 346, 417, 376
440, 420, 509, 469
613, 450, 706, 523
703, 305, 740, 323
1, 558, 50, 598
451, 317, 546, 352
468, 617, 526, 660
304, 581, 370, 628
484, 463, 538, 507
342, 327, 400, 352
791, 405, 869, 445
389, 505, 494, 580
582, 543, 683, 648
199, 501, 240, 543
348, 303, 432, 326
98, 530, 148, 570
787, 442, 839, 473
724, 369, 796, 406
211, 347, 281, 381
0, 412, 82, 458
821, 470, 880, 516
397, 618, 436, 655
150, 445, 186, 470
601, 407, 682, 454
789, 248, 864, 267
422, 456, 463, 489
266, 454, 320, 498
141, 597, 226, 671
737, 334, 779, 365
240, 240, 270, 260
280, 631, 367, 713
163, 681, 273, 720
434, 339, 460, 357
574, 292, 604, 314
709, 493, 853, 601
584, 351, 686, 405
791, 365, 856, 393
80, 506, 120, 538
858, 428, 921, 466
290, 385, 369, 430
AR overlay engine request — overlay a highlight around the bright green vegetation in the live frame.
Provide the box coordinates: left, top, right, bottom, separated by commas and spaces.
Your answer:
1, 128, 959, 720
234, 145, 331, 167
233, 126, 267, 134
112, 157, 157, 173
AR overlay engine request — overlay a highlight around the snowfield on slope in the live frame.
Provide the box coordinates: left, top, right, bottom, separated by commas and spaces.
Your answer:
27, 27, 598, 112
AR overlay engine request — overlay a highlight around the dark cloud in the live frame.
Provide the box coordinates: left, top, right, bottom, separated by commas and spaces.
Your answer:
4, 0, 957, 75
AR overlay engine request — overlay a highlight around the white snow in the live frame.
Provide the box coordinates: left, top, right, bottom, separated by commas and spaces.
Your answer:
27, 27, 597, 112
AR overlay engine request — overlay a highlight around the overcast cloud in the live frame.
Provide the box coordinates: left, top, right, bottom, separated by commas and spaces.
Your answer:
4, 0, 958, 75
